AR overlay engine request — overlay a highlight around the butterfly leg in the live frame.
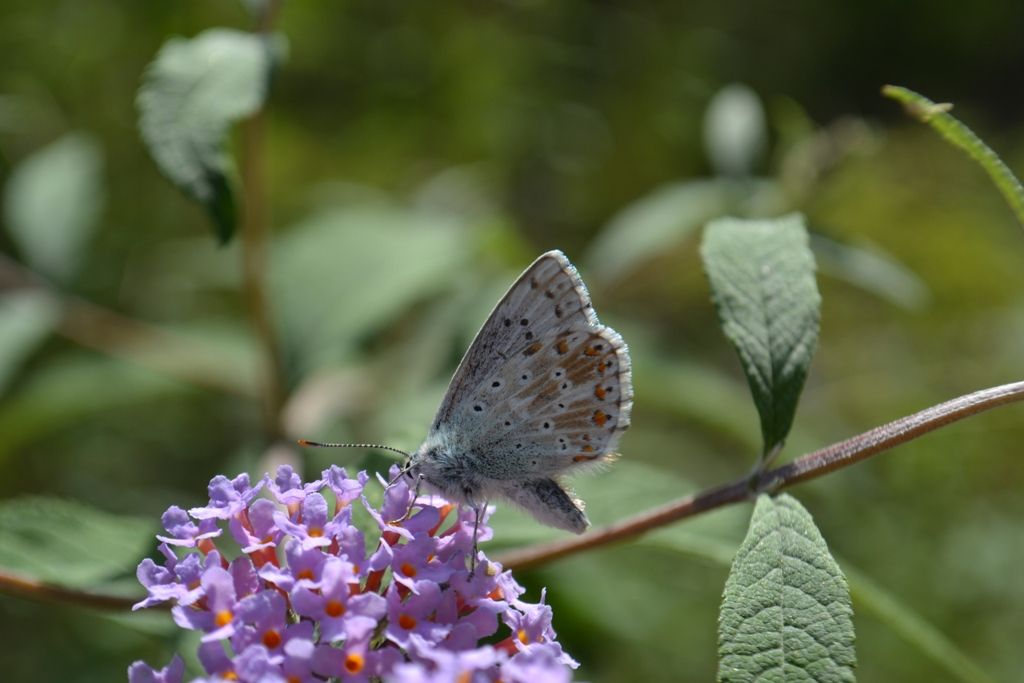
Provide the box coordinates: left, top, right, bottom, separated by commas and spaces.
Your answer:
394, 472, 425, 524
468, 499, 488, 576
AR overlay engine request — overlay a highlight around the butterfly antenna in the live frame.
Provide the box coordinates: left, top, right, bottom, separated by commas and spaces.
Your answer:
296, 440, 411, 460
297, 439, 415, 489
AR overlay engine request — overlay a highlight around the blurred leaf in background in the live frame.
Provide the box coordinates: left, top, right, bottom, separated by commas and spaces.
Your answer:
4, 133, 104, 281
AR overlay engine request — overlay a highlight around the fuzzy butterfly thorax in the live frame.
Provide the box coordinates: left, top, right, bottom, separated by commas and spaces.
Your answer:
410, 250, 633, 534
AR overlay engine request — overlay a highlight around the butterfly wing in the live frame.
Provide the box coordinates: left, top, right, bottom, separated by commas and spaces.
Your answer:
431, 250, 632, 479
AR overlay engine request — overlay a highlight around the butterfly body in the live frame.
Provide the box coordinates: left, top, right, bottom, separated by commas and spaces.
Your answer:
408, 250, 633, 534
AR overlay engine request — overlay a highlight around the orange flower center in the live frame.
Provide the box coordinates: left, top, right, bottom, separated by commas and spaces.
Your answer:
296, 568, 314, 580
398, 613, 417, 630
308, 527, 324, 538
344, 653, 365, 674
325, 599, 345, 618
215, 610, 233, 627
400, 562, 418, 578
517, 629, 529, 645
262, 628, 281, 648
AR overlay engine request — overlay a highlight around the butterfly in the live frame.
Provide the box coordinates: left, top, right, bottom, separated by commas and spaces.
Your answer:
405, 250, 633, 534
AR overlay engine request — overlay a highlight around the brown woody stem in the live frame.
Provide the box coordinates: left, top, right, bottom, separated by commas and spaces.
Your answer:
496, 380, 1024, 570
2, 382, 1020, 609
239, 0, 287, 440
0, 570, 143, 611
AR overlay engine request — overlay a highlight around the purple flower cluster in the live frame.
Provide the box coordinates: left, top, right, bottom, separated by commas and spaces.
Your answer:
129, 465, 577, 682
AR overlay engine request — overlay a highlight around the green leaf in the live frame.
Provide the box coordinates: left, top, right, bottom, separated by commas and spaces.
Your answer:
0, 291, 60, 394
0, 496, 154, 588
719, 494, 856, 682
882, 85, 1024, 230
137, 29, 272, 243
3, 133, 104, 281
701, 214, 821, 454
643, 530, 989, 683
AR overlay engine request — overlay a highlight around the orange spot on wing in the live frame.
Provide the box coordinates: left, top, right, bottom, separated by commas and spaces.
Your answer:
592, 410, 609, 427
582, 444, 594, 452
583, 346, 600, 356
556, 338, 569, 354
574, 454, 599, 462
524, 342, 543, 356
594, 385, 607, 400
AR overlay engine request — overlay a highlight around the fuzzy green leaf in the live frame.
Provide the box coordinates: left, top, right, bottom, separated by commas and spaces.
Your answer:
701, 214, 821, 454
0, 496, 154, 588
719, 494, 856, 682
137, 29, 272, 243
882, 85, 1024, 230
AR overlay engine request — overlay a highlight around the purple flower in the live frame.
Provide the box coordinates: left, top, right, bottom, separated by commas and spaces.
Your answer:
384, 580, 452, 648
385, 534, 457, 594
132, 465, 577, 682
504, 645, 576, 683
196, 641, 233, 678
268, 465, 323, 506
311, 637, 403, 683
189, 473, 264, 521
157, 506, 222, 547
502, 595, 578, 668
280, 637, 318, 683
233, 645, 281, 680
128, 655, 184, 683
325, 465, 367, 507
171, 564, 240, 641
258, 539, 327, 592
362, 467, 417, 538
292, 556, 384, 642
229, 589, 301, 654
394, 634, 501, 682
135, 549, 218, 610
335, 523, 369, 576
229, 498, 282, 553
272, 492, 344, 550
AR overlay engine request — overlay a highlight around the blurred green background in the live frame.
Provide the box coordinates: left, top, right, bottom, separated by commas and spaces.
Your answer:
2, 1, 1024, 681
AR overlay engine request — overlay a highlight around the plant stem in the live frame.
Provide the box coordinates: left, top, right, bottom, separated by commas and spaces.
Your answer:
3, 381, 1020, 609
0, 569, 143, 611
240, 0, 287, 440
496, 380, 1024, 570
